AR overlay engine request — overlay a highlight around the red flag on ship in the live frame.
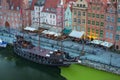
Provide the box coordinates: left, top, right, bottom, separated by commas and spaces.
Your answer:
20, 8, 23, 20
20, 8, 23, 16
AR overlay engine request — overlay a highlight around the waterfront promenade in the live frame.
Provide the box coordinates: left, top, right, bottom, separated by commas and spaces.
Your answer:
0, 28, 120, 74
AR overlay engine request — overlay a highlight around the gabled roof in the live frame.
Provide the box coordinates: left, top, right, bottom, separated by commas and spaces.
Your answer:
86, 0, 117, 9
42, 0, 59, 13
6, 0, 37, 10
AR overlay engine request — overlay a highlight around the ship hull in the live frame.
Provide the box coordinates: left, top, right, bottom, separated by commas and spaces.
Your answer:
13, 47, 70, 67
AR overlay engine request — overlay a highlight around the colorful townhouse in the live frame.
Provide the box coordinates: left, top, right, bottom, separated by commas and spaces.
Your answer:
31, 0, 45, 28
86, 0, 106, 40
72, 0, 88, 32
116, 0, 120, 50
32, 0, 71, 31
0, 0, 36, 30
105, 0, 117, 44
64, 2, 73, 30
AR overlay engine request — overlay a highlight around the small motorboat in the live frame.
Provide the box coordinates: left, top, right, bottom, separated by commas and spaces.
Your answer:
0, 39, 7, 48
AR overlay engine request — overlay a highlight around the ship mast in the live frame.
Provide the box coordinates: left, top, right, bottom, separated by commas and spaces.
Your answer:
38, 2, 41, 50
60, 0, 64, 51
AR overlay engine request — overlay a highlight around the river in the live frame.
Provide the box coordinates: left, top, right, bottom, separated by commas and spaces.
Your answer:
0, 46, 120, 80
0, 45, 66, 80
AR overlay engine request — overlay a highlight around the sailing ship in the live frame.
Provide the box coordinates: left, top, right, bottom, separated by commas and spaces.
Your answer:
13, 3, 80, 67
13, 35, 79, 66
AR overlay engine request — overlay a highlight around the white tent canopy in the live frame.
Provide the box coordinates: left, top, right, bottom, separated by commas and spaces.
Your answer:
100, 41, 113, 48
69, 30, 85, 38
90, 40, 103, 45
24, 27, 37, 31
0, 39, 2, 43
42, 30, 61, 37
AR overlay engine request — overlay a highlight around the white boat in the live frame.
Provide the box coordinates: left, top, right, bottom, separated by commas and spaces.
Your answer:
0, 39, 7, 48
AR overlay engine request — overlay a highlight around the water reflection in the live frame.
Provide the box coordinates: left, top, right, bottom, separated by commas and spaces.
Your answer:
0, 46, 66, 80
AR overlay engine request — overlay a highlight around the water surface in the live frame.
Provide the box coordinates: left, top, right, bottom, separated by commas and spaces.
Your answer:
0, 46, 66, 80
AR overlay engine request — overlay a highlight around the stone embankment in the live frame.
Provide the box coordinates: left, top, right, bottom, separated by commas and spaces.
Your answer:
81, 59, 120, 75
0, 31, 120, 75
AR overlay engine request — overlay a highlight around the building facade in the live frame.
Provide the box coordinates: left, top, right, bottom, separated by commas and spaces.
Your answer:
86, 0, 106, 40
72, 0, 88, 32
64, 3, 73, 30
105, 1, 117, 44
0, 0, 36, 30
116, 0, 120, 50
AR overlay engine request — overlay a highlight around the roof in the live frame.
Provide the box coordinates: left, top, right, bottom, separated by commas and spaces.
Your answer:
100, 41, 113, 48
69, 30, 85, 38
24, 27, 37, 31
6, 0, 37, 10
86, 0, 117, 8
42, 0, 59, 13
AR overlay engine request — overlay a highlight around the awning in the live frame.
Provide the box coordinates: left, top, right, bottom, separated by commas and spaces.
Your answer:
42, 30, 61, 37
100, 41, 113, 48
69, 30, 85, 38
62, 28, 72, 35
90, 40, 103, 45
24, 27, 37, 31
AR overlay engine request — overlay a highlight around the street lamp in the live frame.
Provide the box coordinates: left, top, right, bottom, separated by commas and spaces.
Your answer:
110, 54, 112, 66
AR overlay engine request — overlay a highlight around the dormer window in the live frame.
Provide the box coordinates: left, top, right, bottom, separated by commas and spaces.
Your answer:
11, 6, 14, 10
17, 7, 19, 10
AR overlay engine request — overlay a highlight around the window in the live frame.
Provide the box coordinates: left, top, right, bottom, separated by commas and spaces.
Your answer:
83, 12, 85, 16
82, 19, 85, 23
92, 21, 95, 25
96, 14, 99, 18
111, 17, 114, 22
96, 21, 99, 26
109, 26, 114, 30
83, 5, 85, 8
88, 20, 91, 24
101, 15, 104, 19
106, 25, 109, 29
78, 11, 81, 16
96, 30, 99, 34
97, 7, 100, 10
53, 15, 55, 19
100, 22, 104, 26
74, 10, 76, 15
110, 33, 113, 39
106, 16, 110, 21
74, 18, 76, 22
78, 19, 81, 24
92, 6, 95, 10
88, 13, 91, 17
106, 32, 109, 38
88, 28, 90, 32
116, 35, 119, 40
117, 26, 120, 31
92, 13, 95, 18
100, 30, 103, 37
117, 18, 120, 22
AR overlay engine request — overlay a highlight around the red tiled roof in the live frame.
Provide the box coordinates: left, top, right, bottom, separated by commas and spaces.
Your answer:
42, 0, 60, 13
86, 0, 117, 8
7, 0, 37, 10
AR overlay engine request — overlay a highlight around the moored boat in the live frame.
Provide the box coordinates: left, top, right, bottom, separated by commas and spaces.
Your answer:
13, 36, 79, 67
0, 39, 7, 48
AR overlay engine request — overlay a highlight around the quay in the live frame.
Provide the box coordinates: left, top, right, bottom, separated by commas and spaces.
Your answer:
0, 28, 120, 75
